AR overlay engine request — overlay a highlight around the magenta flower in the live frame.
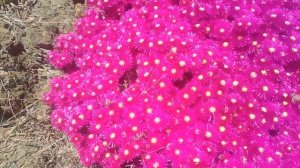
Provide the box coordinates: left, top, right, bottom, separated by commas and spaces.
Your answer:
45, 0, 300, 167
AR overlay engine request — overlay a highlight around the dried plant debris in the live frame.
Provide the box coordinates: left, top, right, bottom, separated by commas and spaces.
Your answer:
0, 0, 81, 167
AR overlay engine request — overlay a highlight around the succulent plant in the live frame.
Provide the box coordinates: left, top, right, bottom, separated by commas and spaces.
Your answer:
45, 0, 300, 167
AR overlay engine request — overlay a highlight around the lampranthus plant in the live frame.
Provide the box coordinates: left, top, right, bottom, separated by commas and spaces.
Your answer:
45, 0, 300, 167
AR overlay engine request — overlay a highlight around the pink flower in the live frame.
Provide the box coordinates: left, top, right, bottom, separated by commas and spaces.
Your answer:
45, 0, 300, 167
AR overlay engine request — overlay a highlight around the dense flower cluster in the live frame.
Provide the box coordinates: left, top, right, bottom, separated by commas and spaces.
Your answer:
45, 0, 300, 167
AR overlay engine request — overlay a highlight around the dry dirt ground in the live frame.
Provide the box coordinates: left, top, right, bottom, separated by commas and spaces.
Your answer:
0, 0, 86, 167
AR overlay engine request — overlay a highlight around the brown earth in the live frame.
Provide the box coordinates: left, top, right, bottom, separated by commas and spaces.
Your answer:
0, 0, 84, 167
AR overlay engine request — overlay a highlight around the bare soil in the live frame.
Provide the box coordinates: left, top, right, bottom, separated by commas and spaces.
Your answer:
0, 0, 84, 167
